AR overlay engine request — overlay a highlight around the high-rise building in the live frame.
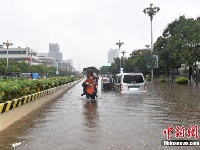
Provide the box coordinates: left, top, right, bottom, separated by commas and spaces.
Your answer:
47, 43, 63, 67
108, 48, 114, 63
49, 43, 59, 53
107, 48, 119, 63
113, 49, 119, 58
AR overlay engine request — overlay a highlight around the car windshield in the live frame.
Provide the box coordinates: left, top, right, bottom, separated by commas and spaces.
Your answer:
123, 75, 144, 83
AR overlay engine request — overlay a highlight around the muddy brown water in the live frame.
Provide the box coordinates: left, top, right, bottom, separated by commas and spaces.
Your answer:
0, 80, 200, 150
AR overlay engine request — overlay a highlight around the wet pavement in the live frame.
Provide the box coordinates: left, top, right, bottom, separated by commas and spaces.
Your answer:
1, 79, 200, 150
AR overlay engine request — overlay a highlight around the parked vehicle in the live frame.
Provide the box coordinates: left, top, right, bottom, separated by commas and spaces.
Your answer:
31, 73, 39, 80
113, 73, 146, 94
0, 75, 6, 79
6, 72, 20, 78
19, 73, 31, 79
19, 73, 39, 79
101, 75, 113, 90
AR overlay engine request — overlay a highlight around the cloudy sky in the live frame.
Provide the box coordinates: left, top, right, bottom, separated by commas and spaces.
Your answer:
0, 0, 199, 71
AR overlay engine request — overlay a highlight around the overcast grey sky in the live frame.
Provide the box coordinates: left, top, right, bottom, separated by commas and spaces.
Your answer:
0, 0, 199, 70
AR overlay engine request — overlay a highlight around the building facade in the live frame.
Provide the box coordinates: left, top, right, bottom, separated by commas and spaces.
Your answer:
107, 48, 119, 63
66, 59, 73, 67
47, 43, 63, 67
113, 49, 119, 58
49, 43, 59, 53
38, 53, 54, 66
48, 43, 63, 61
0, 47, 38, 64
108, 48, 114, 63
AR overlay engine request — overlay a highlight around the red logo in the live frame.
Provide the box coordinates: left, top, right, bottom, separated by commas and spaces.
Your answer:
188, 125, 199, 139
163, 125, 199, 140
163, 125, 174, 139
175, 126, 185, 138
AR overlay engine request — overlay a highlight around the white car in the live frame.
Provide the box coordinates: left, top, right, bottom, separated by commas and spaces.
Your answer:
113, 73, 146, 94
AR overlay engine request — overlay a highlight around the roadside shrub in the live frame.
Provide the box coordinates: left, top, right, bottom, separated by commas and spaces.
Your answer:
146, 75, 151, 81
176, 77, 188, 84
146, 78, 151, 81
159, 78, 166, 83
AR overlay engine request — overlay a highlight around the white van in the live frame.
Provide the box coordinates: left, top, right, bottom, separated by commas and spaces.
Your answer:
113, 73, 146, 94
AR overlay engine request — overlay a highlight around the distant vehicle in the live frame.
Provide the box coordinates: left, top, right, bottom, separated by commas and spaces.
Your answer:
19, 73, 31, 79
105, 72, 113, 78
6, 72, 20, 78
19, 73, 39, 79
31, 73, 39, 80
0, 75, 6, 79
101, 75, 113, 90
113, 73, 146, 94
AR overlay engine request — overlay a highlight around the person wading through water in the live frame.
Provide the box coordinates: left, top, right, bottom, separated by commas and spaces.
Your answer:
81, 72, 98, 97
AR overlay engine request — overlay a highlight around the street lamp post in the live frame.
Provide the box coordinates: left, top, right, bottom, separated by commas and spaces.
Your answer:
145, 45, 150, 49
143, 3, 160, 80
67, 63, 70, 72
116, 40, 124, 73
121, 50, 126, 71
3, 40, 13, 67
145, 44, 151, 75
56, 60, 59, 77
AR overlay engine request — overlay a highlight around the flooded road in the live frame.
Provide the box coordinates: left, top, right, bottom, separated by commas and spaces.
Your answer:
1, 80, 200, 150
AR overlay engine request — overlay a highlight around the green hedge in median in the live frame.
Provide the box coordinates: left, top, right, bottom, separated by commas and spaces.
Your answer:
0, 77, 80, 103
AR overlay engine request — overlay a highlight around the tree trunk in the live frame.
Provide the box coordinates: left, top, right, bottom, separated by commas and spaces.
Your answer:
171, 68, 174, 83
166, 68, 170, 76
189, 65, 192, 81
176, 68, 179, 75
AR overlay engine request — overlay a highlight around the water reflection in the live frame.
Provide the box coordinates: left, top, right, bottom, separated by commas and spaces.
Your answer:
83, 100, 99, 128
146, 80, 200, 128
0, 105, 48, 150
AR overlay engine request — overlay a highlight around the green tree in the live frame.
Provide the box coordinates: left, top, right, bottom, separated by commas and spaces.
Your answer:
99, 66, 110, 75
154, 15, 200, 79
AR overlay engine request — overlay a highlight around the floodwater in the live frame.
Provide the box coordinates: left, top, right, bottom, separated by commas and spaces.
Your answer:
0, 79, 200, 150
